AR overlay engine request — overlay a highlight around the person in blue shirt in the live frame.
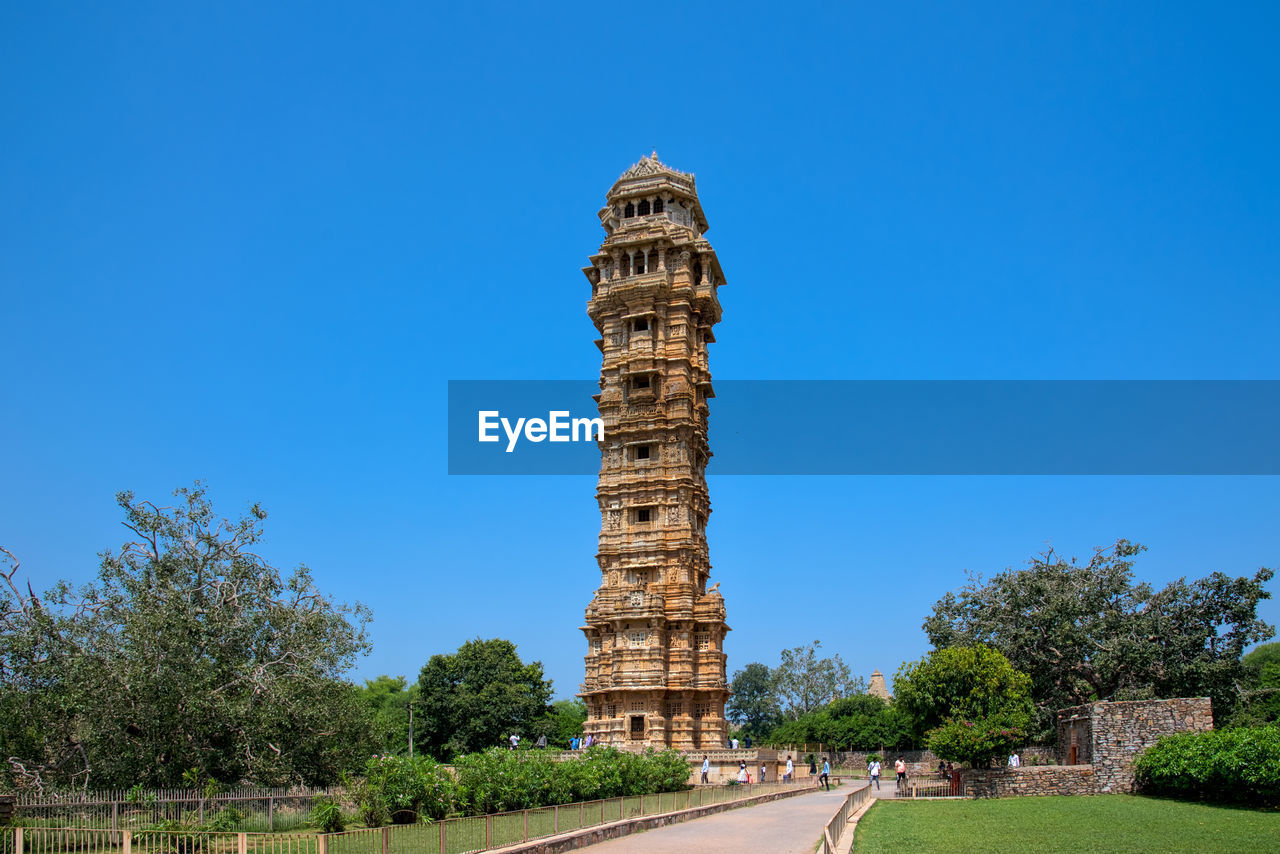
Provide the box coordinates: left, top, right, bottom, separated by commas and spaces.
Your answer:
820, 757, 831, 791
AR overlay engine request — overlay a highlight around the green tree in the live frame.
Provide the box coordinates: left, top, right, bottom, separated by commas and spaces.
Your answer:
774, 641, 864, 719
416, 638, 552, 758
1236, 642, 1280, 725
923, 540, 1274, 738
727, 662, 783, 737
359, 675, 420, 756
528, 699, 587, 748
894, 646, 1033, 767
0, 484, 374, 790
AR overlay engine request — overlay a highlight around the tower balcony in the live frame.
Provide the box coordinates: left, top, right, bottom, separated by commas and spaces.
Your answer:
590, 270, 674, 308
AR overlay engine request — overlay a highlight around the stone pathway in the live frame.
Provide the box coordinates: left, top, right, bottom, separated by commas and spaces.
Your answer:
577, 785, 857, 854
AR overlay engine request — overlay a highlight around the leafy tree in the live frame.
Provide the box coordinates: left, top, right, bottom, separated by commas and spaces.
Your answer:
894, 646, 1033, 767
528, 699, 587, 748
359, 675, 419, 755
416, 638, 552, 759
1236, 642, 1280, 725
0, 484, 374, 790
894, 645, 1033, 734
727, 662, 783, 737
923, 540, 1274, 738
774, 641, 864, 719
763, 694, 914, 750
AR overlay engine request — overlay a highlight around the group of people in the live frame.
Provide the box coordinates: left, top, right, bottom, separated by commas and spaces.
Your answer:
506, 734, 551, 749
567, 734, 595, 750
699, 753, 830, 790
867, 757, 911, 791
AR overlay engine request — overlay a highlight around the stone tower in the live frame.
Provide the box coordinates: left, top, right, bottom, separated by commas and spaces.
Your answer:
579, 154, 729, 750
868, 670, 892, 701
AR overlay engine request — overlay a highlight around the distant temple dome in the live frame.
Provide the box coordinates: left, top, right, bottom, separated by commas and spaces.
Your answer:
868, 669, 892, 701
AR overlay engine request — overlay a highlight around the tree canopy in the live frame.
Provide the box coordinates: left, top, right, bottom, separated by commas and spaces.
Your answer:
1236, 641, 1280, 725
415, 638, 552, 758
0, 484, 373, 790
359, 675, 420, 756
922, 539, 1274, 737
774, 641, 864, 719
727, 662, 783, 737
894, 645, 1034, 766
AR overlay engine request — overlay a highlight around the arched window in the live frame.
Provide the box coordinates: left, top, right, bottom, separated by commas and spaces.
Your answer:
638, 199, 651, 216
653, 197, 664, 214
624, 202, 635, 218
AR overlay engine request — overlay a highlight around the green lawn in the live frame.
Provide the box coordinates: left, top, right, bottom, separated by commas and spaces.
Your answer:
854, 796, 1280, 854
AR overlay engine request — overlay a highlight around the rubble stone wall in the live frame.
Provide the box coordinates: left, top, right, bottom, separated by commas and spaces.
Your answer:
966, 698, 1214, 797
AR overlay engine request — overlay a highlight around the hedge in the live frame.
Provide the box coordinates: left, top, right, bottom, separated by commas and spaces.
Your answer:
1133, 725, 1280, 806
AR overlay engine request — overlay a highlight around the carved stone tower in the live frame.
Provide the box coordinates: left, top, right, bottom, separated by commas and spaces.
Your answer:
579, 154, 729, 751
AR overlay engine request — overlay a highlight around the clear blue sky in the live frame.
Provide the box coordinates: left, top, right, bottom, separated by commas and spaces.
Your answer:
3, 2, 1278, 700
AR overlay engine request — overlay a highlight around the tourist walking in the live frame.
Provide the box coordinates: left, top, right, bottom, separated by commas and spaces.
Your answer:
784, 755, 794, 783
868, 758, 881, 790
536, 734, 547, 749
1008, 752, 1021, 767
808, 756, 817, 784
895, 757, 907, 793
820, 757, 831, 791
760, 762, 768, 783
701, 755, 710, 784
736, 762, 749, 783
508, 734, 520, 750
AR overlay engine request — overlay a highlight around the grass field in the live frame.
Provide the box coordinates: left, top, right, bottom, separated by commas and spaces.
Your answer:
853, 795, 1280, 854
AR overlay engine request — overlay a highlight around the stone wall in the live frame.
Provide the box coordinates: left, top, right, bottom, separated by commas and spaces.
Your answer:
1079, 697, 1213, 793
964, 765, 1098, 798
965, 698, 1214, 797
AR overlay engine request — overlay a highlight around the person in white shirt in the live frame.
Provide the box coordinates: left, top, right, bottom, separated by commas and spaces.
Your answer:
1009, 752, 1021, 767
508, 734, 519, 750
730, 737, 739, 749
869, 759, 882, 790
784, 755, 794, 782
736, 762, 749, 783
701, 755, 710, 784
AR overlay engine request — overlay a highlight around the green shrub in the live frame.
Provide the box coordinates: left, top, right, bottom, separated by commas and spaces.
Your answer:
452, 746, 691, 816
202, 806, 243, 832
311, 797, 346, 833
1134, 725, 1280, 806
354, 754, 455, 825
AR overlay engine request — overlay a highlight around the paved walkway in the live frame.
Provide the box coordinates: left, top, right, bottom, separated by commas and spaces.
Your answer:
577, 785, 858, 854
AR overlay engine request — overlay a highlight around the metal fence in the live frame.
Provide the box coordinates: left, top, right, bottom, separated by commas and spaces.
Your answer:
867, 776, 965, 799
4, 782, 793, 854
820, 783, 872, 854
13, 791, 340, 834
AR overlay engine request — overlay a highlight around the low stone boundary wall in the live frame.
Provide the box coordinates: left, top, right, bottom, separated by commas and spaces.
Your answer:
963, 765, 1098, 798
486, 785, 826, 854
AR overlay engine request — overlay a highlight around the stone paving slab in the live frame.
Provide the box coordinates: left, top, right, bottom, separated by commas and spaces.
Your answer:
576, 786, 852, 854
